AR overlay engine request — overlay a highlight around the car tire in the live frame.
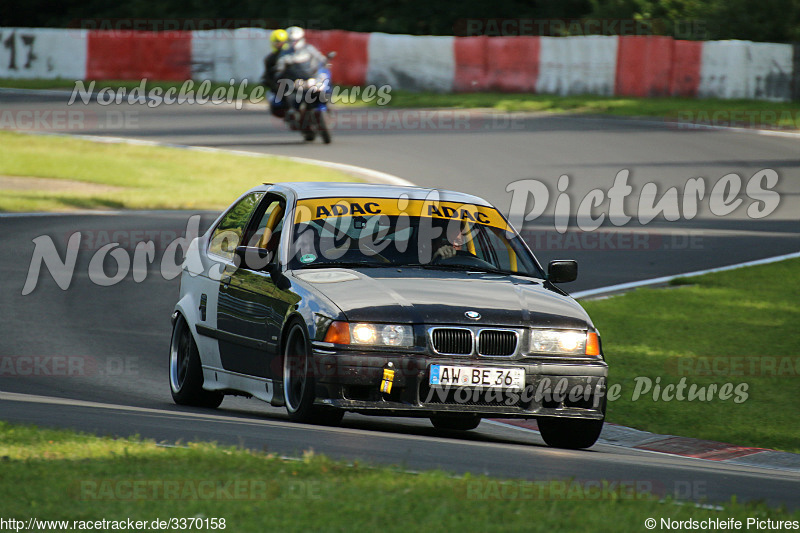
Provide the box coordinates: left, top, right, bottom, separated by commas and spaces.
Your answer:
283, 322, 344, 426
537, 417, 604, 449
169, 315, 223, 408
430, 415, 481, 431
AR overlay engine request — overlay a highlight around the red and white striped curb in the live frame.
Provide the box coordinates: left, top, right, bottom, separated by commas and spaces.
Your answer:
488, 418, 800, 471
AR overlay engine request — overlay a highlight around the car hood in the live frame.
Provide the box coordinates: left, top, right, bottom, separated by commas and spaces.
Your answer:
293, 268, 592, 329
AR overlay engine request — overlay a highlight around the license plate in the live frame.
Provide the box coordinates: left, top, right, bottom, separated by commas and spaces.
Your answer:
429, 365, 525, 390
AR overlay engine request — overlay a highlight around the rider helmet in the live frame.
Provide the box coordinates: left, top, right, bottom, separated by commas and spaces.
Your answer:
270, 29, 288, 52
286, 26, 306, 49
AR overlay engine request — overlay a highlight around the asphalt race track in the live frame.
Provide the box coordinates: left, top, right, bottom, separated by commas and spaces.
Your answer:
1, 91, 799, 508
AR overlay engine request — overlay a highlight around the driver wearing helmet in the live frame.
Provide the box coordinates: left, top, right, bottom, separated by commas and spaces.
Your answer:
261, 29, 289, 118
274, 26, 326, 81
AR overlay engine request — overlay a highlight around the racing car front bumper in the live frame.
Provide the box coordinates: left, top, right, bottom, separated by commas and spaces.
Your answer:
310, 346, 608, 419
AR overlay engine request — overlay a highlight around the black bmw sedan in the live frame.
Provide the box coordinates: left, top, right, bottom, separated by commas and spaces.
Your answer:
169, 182, 608, 449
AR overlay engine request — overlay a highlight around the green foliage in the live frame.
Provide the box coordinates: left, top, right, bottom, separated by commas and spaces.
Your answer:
589, 0, 800, 41
2, 0, 589, 35
5, 0, 798, 41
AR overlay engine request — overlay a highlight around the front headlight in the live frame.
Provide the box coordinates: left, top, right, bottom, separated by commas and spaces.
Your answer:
529, 329, 600, 356
324, 321, 413, 348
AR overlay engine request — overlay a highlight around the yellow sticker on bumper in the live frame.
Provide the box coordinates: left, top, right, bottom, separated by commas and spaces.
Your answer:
380, 368, 395, 394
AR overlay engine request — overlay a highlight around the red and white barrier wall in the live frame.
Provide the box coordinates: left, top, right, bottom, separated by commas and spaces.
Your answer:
190, 28, 269, 82
698, 41, 793, 100
0, 28, 88, 80
87, 30, 192, 80
367, 33, 455, 92
0, 27, 797, 101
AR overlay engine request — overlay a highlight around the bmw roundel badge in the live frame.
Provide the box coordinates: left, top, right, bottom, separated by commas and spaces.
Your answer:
465, 311, 481, 320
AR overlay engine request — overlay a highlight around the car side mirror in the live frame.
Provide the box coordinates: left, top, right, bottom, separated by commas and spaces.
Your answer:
548, 260, 578, 283
235, 246, 278, 274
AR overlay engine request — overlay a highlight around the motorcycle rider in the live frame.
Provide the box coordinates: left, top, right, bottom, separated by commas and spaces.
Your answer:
274, 26, 326, 89
273, 26, 328, 126
261, 29, 289, 118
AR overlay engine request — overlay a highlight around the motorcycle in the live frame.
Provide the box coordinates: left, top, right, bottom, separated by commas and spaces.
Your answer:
282, 52, 335, 144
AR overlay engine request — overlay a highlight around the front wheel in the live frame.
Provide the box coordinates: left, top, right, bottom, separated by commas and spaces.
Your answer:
537, 417, 604, 449
169, 315, 223, 408
283, 323, 343, 425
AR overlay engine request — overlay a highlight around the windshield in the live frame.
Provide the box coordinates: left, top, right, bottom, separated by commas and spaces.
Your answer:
287, 197, 544, 277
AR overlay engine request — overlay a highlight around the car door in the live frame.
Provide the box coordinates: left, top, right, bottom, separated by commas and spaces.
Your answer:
198, 191, 264, 370
216, 193, 298, 380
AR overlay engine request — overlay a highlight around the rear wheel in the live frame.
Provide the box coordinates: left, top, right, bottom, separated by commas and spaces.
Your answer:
537, 417, 604, 449
169, 315, 223, 408
283, 323, 343, 425
430, 415, 481, 431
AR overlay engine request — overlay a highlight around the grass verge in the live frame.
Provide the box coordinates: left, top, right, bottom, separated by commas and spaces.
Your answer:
1, 421, 798, 531
581, 258, 800, 453
370, 90, 800, 128
3, 78, 800, 129
0, 131, 356, 212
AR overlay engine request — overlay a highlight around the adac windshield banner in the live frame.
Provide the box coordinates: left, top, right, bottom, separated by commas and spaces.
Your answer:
294, 197, 512, 231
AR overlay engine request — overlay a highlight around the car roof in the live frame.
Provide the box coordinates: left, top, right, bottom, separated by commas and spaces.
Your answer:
259, 181, 493, 207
